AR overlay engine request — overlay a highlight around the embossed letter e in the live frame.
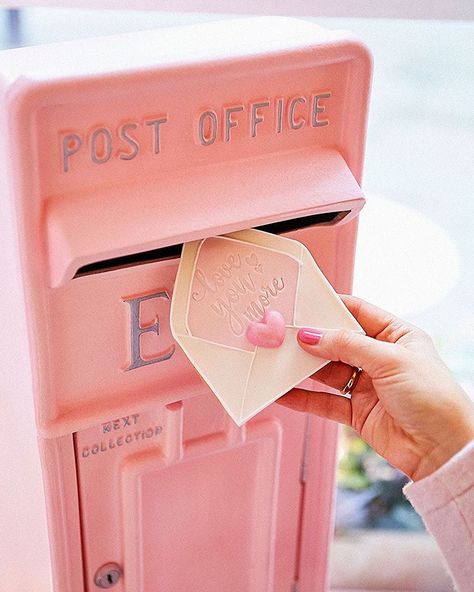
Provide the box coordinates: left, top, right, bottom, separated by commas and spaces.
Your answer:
124, 291, 175, 371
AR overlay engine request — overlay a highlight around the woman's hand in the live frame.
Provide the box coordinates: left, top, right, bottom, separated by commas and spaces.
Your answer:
277, 295, 474, 481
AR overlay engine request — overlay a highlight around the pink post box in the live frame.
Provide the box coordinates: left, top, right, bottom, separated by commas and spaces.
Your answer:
0, 17, 371, 592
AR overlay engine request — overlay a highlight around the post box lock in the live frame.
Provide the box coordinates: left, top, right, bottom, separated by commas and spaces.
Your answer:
94, 563, 122, 588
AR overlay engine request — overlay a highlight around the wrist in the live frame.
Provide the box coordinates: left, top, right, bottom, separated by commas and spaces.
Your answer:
413, 419, 474, 482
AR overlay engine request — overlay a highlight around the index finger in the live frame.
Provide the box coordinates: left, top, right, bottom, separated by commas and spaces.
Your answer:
339, 294, 399, 339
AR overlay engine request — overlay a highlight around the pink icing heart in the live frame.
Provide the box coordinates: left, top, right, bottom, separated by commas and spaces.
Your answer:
246, 310, 286, 348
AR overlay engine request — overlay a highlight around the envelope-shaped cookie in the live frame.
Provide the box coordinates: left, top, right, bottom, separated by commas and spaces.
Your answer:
170, 229, 362, 426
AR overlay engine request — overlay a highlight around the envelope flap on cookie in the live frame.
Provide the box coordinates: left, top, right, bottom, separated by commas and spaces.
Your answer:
241, 326, 329, 421
172, 241, 201, 336
294, 245, 363, 331
226, 228, 302, 259
176, 334, 254, 423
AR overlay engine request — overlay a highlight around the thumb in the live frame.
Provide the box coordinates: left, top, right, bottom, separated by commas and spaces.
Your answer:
297, 328, 400, 377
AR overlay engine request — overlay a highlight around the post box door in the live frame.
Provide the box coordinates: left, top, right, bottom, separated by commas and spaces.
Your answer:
74, 399, 310, 592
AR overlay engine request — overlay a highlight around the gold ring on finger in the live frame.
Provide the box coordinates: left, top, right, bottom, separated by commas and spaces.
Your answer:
340, 367, 362, 396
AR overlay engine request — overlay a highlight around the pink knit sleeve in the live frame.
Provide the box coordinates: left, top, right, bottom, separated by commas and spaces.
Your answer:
403, 440, 474, 592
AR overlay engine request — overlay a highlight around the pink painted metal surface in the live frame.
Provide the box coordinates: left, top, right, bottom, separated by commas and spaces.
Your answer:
0, 18, 371, 592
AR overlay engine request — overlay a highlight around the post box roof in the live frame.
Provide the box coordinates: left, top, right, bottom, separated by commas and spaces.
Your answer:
0, 16, 370, 289
0, 17, 367, 83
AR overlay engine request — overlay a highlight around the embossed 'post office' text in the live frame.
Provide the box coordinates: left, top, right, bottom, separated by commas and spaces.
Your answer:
60, 92, 331, 173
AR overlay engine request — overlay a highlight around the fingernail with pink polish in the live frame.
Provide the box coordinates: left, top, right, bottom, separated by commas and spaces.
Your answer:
297, 329, 323, 345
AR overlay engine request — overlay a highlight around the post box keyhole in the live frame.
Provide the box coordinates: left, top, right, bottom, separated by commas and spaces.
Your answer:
94, 563, 122, 588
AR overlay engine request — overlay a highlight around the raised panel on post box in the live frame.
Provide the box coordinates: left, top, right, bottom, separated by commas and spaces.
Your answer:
0, 17, 371, 592
74, 396, 307, 592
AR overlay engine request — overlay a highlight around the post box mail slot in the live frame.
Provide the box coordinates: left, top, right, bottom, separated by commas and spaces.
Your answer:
0, 17, 371, 592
